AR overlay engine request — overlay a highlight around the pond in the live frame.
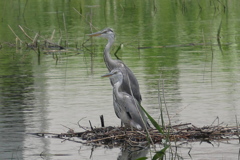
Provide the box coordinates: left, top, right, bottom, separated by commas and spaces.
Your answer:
0, 0, 240, 159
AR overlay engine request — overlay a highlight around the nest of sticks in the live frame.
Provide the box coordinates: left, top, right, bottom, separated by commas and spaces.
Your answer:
33, 122, 240, 147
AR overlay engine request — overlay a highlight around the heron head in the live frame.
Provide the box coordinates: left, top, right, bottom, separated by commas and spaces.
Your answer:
101, 69, 123, 84
88, 28, 115, 40
101, 69, 120, 78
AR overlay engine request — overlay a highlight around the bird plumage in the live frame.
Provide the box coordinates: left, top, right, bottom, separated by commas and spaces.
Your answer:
89, 28, 149, 130
88, 28, 142, 103
102, 69, 149, 130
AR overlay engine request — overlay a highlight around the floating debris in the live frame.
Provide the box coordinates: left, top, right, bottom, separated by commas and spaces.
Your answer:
6, 25, 86, 55
31, 123, 240, 147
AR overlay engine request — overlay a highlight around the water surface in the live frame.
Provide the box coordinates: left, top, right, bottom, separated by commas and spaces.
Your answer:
0, 0, 240, 159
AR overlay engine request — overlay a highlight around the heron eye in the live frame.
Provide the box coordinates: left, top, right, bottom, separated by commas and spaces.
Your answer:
106, 28, 113, 33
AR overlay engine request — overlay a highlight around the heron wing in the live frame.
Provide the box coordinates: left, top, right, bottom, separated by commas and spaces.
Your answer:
120, 93, 147, 128
113, 92, 121, 119
118, 65, 142, 103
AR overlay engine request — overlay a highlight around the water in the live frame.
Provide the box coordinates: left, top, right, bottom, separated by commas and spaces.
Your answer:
0, 0, 240, 159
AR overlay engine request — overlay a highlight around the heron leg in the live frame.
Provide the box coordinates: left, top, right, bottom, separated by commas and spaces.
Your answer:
121, 121, 123, 127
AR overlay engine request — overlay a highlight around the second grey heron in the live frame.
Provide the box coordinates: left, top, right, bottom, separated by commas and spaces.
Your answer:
102, 69, 149, 130
88, 28, 142, 104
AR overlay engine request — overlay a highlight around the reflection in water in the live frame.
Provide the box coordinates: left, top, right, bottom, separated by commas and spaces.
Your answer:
0, 52, 34, 159
0, 0, 240, 159
117, 146, 149, 160
0, 51, 51, 159
23, 61, 51, 160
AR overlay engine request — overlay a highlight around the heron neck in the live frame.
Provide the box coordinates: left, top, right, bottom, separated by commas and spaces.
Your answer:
113, 79, 123, 98
104, 38, 116, 71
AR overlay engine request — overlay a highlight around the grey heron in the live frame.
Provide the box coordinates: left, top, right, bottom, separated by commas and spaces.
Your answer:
88, 28, 142, 104
102, 69, 149, 130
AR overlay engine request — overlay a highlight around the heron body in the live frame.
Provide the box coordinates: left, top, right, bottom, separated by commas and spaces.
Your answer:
88, 28, 142, 104
102, 69, 149, 130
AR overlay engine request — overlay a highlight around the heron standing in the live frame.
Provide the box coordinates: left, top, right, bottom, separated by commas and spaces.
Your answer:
88, 28, 142, 104
102, 69, 149, 130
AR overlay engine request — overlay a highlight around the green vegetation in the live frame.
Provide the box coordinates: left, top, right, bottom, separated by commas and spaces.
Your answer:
1, 0, 240, 159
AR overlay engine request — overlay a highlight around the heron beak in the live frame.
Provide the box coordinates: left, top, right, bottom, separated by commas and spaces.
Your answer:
87, 31, 102, 37
101, 72, 114, 78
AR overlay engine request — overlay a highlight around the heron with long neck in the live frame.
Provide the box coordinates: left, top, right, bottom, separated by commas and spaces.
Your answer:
88, 28, 142, 104
102, 69, 149, 130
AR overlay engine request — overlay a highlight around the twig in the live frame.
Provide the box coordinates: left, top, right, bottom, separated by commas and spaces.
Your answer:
100, 115, 105, 127
31, 123, 240, 147
59, 136, 87, 144
170, 123, 192, 128
33, 33, 39, 44
50, 29, 55, 41
8, 25, 22, 42
89, 120, 94, 131
18, 25, 33, 41
86, 134, 126, 143
78, 117, 88, 130
113, 43, 123, 60
188, 147, 192, 159
21, 25, 64, 49
89, 147, 94, 159
210, 116, 219, 126
60, 124, 74, 134
127, 139, 148, 148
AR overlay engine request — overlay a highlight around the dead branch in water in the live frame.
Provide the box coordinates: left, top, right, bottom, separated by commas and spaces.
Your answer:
138, 42, 232, 49
32, 123, 240, 147
6, 25, 83, 54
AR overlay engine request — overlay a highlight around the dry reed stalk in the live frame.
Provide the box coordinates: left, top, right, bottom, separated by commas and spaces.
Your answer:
18, 25, 33, 41
8, 25, 22, 43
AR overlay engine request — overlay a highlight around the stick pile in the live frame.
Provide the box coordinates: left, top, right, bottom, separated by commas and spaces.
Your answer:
33, 123, 240, 147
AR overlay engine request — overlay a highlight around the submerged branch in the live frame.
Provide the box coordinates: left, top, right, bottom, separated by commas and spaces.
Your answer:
138, 42, 232, 49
